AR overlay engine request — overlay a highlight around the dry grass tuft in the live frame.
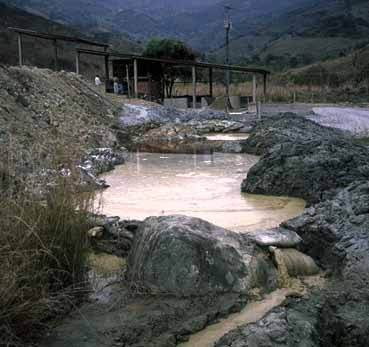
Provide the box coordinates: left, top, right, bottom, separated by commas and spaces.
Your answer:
0, 139, 94, 346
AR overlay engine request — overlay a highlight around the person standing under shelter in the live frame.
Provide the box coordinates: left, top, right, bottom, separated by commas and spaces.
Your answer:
113, 76, 119, 94
95, 75, 102, 87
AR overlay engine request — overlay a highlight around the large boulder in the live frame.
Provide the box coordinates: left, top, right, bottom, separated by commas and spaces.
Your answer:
241, 115, 369, 204
127, 215, 277, 296
241, 113, 347, 156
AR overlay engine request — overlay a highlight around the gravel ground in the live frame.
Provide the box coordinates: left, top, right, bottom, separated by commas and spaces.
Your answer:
311, 107, 369, 135
261, 103, 369, 136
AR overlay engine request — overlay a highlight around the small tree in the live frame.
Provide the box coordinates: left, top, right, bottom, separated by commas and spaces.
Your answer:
143, 38, 196, 98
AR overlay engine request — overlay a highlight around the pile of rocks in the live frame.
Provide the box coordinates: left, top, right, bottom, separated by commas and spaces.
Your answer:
117, 102, 255, 152
88, 214, 142, 257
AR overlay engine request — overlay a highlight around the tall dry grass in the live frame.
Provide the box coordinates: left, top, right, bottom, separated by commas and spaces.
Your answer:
0, 139, 94, 346
173, 79, 368, 104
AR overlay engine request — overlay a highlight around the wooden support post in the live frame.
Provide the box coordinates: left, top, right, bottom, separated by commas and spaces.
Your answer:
252, 73, 257, 103
263, 74, 268, 100
126, 64, 131, 98
192, 66, 197, 109
209, 67, 213, 98
104, 54, 110, 92
133, 59, 138, 98
17, 33, 23, 66
75, 51, 80, 75
53, 39, 58, 71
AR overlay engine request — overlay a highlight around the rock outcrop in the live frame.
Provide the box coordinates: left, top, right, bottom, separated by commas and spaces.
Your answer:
215, 296, 320, 347
119, 103, 230, 128
241, 114, 369, 204
132, 123, 210, 153
237, 114, 369, 346
240, 113, 347, 156
116, 102, 256, 151
283, 182, 369, 288
127, 215, 277, 296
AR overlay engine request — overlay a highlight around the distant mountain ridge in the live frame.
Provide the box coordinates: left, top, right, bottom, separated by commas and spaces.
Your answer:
0, 2, 141, 71
2, 0, 369, 70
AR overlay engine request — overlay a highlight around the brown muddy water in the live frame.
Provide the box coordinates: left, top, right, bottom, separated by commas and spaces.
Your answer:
179, 288, 292, 347
179, 275, 325, 347
205, 133, 250, 141
98, 152, 305, 232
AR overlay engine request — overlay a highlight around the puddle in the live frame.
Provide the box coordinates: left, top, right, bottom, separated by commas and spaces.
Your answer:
205, 133, 250, 141
98, 152, 305, 232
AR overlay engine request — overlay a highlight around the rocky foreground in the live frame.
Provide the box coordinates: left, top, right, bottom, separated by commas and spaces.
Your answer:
3, 67, 369, 346
84, 113, 369, 347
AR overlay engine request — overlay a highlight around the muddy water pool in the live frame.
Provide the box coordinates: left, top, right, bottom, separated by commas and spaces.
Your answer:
98, 152, 305, 232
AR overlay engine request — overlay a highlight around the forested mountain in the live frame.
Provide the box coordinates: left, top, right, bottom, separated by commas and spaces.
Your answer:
1, 0, 369, 70
0, 2, 141, 71
212, 0, 369, 68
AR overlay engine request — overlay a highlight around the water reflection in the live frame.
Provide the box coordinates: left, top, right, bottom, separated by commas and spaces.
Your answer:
206, 133, 250, 141
98, 152, 305, 232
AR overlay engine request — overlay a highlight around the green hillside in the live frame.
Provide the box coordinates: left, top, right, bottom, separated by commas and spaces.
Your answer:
213, 0, 369, 70
0, 3, 141, 73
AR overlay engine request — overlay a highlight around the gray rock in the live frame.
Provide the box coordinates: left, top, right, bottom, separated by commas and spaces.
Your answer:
188, 120, 244, 134
282, 182, 369, 288
251, 228, 302, 248
88, 215, 143, 257
0, 128, 8, 144
222, 140, 243, 153
215, 298, 319, 347
119, 104, 229, 127
241, 114, 369, 204
241, 113, 348, 156
127, 215, 277, 296
130, 121, 248, 154
132, 123, 210, 154
274, 182, 369, 345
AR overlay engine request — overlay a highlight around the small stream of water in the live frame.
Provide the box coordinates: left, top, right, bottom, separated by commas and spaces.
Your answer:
179, 288, 293, 347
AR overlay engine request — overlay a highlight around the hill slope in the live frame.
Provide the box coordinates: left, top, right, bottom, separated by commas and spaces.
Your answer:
0, 2, 141, 71
213, 0, 369, 69
2, 0, 369, 72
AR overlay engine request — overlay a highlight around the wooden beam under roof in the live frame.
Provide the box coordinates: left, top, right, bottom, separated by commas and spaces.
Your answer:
8, 27, 109, 48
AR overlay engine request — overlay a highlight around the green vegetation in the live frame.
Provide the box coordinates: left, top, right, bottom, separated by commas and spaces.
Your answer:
143, 38, 196, 97
0, 2, 142, 74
